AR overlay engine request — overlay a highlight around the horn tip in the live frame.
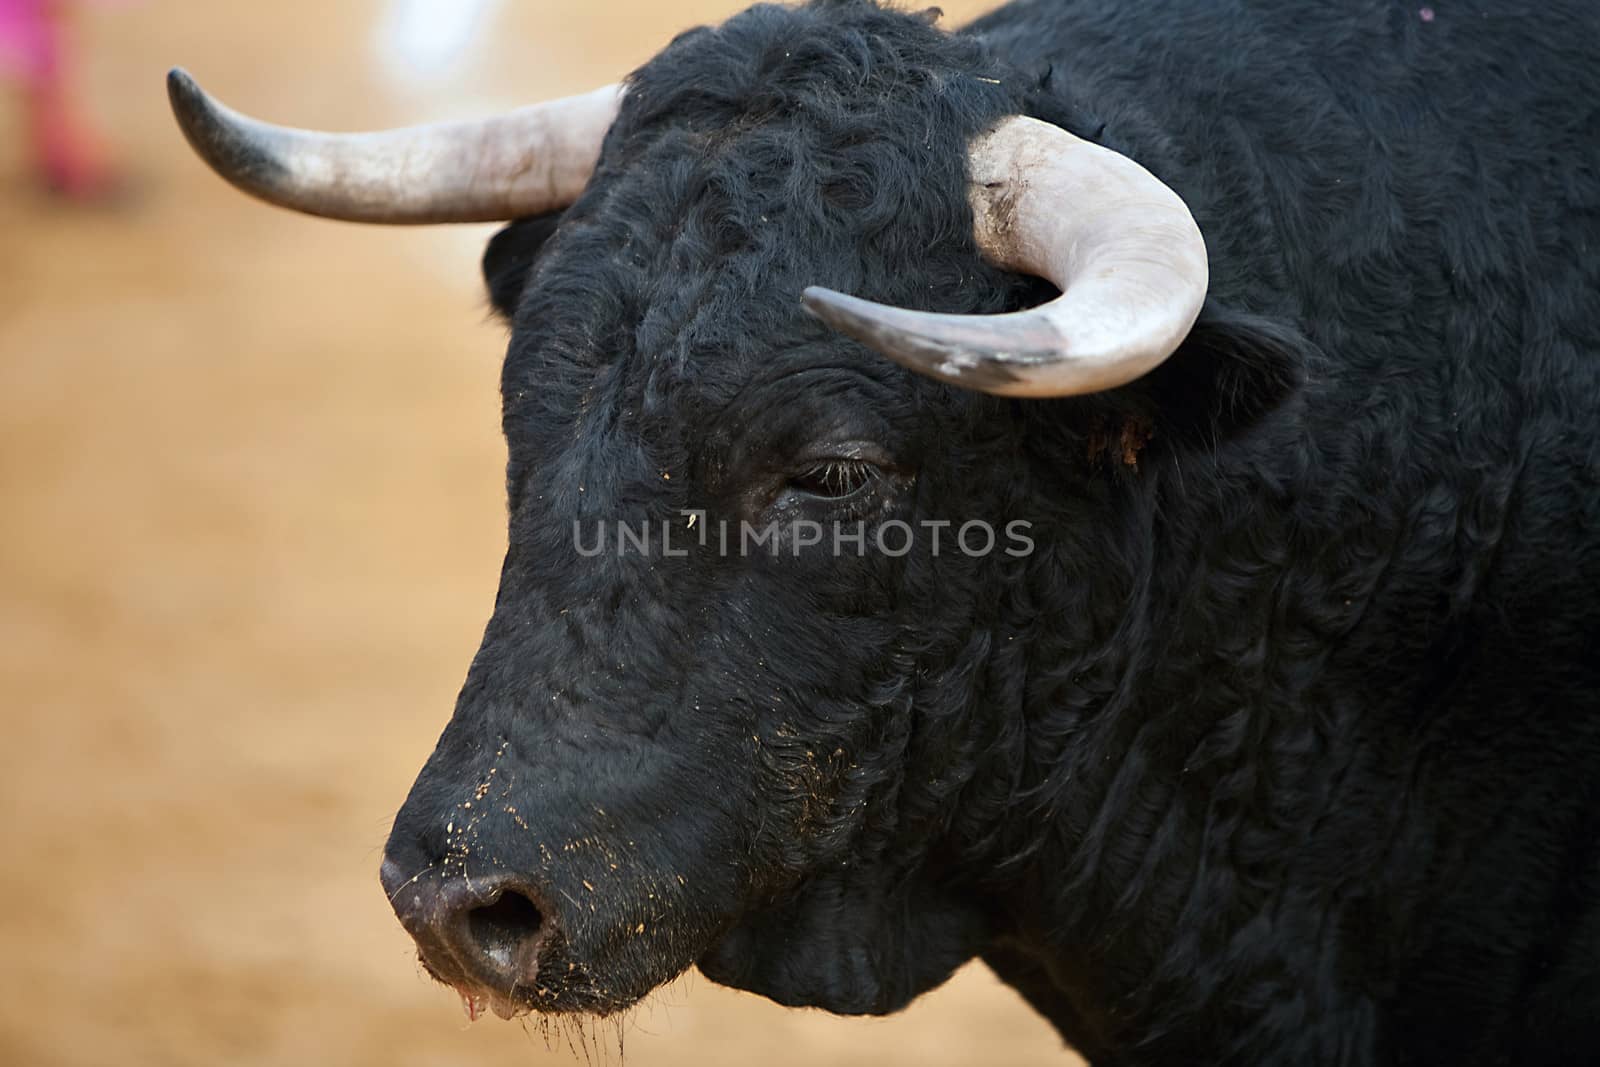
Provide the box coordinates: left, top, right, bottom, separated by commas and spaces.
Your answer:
801, 286, 923, 351
165, 66, 293, 206
166, 67, 203, 123
166, 66, 225, 158
802, 285, 1045, 394
802, 286, 952, 371
799, 286, 867, 329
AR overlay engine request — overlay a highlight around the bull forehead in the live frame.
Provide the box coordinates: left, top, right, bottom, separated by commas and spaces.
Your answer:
497, 183, 915, 504
497, 0, 1028, 442
498, 276, 830, 523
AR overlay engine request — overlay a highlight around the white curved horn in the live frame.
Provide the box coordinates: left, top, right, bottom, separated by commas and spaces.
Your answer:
167, 68, 622, 224
803, 116, 1209, 397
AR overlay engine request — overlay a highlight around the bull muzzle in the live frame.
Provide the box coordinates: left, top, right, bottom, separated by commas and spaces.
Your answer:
379, 857, 560, 1020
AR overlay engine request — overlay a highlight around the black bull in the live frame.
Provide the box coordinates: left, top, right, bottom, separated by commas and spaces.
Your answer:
195, 0, 1600, 1062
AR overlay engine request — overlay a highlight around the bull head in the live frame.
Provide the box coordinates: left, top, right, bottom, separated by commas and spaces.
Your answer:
170, 0, 1249, 1027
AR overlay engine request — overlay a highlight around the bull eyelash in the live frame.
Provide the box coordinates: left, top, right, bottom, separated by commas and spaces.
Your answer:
791, 459, 876, 500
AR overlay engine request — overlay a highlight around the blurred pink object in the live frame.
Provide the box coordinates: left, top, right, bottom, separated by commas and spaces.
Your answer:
0, 0, 60, 79
0, 0, 134, 197
0, 0, 133, 76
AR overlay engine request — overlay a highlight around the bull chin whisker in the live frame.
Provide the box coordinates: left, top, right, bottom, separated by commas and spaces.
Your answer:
524, 1010, 629, 1066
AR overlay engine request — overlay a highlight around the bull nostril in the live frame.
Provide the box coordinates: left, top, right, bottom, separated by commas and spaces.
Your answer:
465, 889, 545, 971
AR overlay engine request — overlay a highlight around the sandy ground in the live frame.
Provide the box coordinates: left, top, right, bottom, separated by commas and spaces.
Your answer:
0, 2, 1082, 1064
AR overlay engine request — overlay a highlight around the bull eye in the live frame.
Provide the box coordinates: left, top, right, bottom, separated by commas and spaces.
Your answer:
789, 459, 877, 502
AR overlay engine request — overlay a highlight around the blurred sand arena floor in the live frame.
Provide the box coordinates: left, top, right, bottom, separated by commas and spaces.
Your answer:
0, 1, 1082, 1064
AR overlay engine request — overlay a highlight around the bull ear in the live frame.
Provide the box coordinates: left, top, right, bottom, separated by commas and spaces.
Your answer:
1141, 302, 1308, 442
482, 211, 566, 321
1053, 302, 1308, 474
